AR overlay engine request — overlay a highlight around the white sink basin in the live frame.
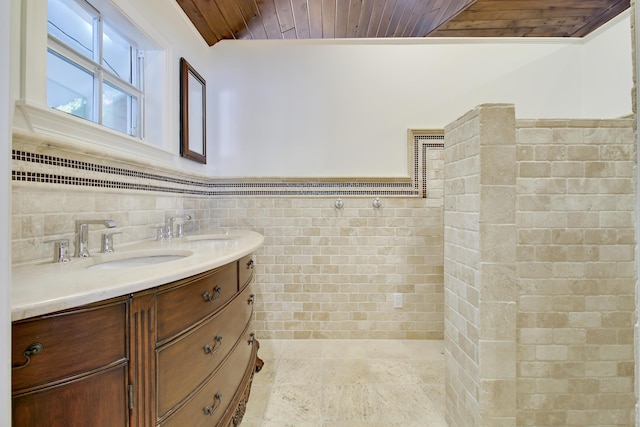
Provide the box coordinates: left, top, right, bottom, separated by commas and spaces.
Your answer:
87, 250, 193, 269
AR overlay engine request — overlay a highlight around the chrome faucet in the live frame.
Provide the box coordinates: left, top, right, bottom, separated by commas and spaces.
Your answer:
75, 219, 117, 257
165, 213, 192, 239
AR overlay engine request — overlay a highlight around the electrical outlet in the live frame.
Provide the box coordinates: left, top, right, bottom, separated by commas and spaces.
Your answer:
393, 293, 403, 309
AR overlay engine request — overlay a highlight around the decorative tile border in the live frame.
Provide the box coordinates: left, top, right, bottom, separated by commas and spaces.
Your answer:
412, 131, 445, 198
12, 132, 444, 198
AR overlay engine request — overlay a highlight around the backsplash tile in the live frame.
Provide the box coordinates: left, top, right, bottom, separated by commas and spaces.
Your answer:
11, 130, 445, 340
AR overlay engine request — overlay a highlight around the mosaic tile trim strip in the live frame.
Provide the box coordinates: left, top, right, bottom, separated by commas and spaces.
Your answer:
12, 135, 444, 197
412, 135, 444, 198
414, 133, 445, 198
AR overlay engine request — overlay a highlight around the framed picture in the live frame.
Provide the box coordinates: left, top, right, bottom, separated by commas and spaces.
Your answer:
179, 57, 206, 164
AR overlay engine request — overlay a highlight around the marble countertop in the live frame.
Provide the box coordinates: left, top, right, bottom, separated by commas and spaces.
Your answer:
11, 229, 264, 321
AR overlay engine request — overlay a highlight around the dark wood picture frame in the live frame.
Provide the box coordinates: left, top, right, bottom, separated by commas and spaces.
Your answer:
179, 57, 206, 164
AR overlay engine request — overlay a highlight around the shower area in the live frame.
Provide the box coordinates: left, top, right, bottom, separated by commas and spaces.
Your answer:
241, 102, 637, 426
443, 103, 636, 426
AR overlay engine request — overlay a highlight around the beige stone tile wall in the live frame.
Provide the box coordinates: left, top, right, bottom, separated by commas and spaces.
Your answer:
11, 185, 209, 263
444, 106, 635, 427
444, 104, 518, 427
477, 105, 518, 427
213, 196, 444, 339
515, 118, 636, 426
443, 105, 482, 427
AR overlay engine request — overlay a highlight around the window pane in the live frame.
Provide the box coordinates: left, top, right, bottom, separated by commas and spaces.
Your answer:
46, 0, 146, 139
48, 0, 96, 60
103, 82, 137, 136
47, 50, 95, 121
103, 22, 134, 84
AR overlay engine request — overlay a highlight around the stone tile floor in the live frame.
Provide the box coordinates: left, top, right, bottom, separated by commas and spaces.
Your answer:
241, 339, 446, 426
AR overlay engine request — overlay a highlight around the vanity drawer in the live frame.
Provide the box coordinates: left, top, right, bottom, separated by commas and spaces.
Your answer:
13, 364, 129, 427
238, 254, 254, 291
156, 262, 237, 343
12, 298, 128, 392
156, 284, 255, 418
159, 325, 256, 427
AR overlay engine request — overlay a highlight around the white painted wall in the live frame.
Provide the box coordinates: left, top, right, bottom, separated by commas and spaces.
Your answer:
9, 1, 633, 179
583, 12, 633, 118
2, 0, 12, 424
111, 0, 215, 163
207, 16, 632, 178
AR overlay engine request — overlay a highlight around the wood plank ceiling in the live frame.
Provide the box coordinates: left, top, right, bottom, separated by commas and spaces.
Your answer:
177, 0, 631, 46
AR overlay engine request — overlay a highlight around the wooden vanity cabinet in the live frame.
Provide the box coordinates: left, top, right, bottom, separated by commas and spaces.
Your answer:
11, 297, 130, 427
12, 255, 261, 427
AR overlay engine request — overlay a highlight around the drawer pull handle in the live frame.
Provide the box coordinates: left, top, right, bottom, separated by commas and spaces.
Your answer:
248, 294, 255, 305
204, 335, 223, 355
12, 342, 44, 370
247, 259, 254, 269
248, 332, 255, 345
203, 286, 222, 302
203, 392, 222, 416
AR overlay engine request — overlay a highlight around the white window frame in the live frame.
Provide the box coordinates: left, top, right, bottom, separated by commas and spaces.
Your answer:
16, 0, 173, 163
47, 0, 144, 137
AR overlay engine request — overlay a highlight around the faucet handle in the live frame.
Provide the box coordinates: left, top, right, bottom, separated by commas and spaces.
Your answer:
176, 223, 185, 238
152, 225, 167, 241
101, 231, 123, 253
45, 239, 70, 263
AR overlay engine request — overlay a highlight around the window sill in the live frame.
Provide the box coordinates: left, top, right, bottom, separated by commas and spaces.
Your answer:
13, 100, 175, 165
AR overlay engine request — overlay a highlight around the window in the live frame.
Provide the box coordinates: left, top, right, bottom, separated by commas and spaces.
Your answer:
46, 0, 144, 138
